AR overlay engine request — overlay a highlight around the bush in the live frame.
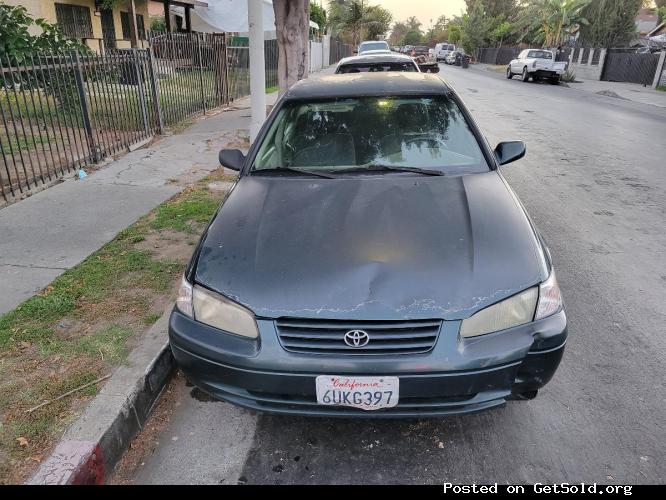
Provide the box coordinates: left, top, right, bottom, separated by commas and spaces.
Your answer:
561, 69, 576, 82
0, 3, 89, 64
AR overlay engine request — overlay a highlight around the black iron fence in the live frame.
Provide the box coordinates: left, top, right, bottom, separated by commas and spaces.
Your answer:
478, 46, 572, 65
0, 50, 159, 202
601, 49, 662, 86
0, 32, 295, 205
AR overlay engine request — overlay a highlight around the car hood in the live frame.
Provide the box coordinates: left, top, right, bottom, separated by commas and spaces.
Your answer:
195, 172, 547, 321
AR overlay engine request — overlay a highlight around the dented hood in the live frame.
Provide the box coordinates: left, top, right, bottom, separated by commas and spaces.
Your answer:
194, 172, 547, 320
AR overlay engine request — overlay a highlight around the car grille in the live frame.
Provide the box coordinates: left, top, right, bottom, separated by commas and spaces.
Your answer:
275, 318, 441, 355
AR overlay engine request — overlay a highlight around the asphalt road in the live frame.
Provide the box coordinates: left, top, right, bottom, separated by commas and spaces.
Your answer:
119, 64, 666, 485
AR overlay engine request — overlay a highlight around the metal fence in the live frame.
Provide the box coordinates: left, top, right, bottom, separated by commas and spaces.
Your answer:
1, 33, 335, 205
0, 50, 159, 202
478, 46, 571, 65
601, 49, 662, 86
329, 40, 354, 65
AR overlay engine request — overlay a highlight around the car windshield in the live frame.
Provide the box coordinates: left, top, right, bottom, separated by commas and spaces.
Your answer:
359, 42, 389, 52
251, 96, 489, 175
336, 62, 417, 73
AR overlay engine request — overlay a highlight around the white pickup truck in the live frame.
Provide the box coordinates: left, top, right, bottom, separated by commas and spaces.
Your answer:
507, 49, 567, 84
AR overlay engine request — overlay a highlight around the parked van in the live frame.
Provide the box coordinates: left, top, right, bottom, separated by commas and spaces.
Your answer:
435, 43, 456, 62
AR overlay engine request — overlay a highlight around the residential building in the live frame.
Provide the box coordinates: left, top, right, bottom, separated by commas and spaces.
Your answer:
4, 0, 206, 52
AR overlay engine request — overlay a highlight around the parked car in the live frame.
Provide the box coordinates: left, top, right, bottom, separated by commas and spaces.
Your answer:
357, 40, 391, 55
170, 72, 567, 417
507, 49, 567, 84
435, 42, 456, 61
445, 49, 465, 65
335, 53, 420, 74
411, 45, 431, 57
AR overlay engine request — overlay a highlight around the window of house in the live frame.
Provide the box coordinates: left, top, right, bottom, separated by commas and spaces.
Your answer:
121, 12, 146, 40
55, 3, 93, 39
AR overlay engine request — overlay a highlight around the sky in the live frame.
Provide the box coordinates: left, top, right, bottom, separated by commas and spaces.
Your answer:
368, 1, 467, 29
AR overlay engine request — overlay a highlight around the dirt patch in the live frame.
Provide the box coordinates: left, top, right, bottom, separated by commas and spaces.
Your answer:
135, 229, 198, 263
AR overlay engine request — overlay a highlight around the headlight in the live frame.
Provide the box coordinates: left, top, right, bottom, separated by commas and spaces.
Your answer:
459, 287, 538, 338
175, 276, 259, 338
535, 270, 563, 320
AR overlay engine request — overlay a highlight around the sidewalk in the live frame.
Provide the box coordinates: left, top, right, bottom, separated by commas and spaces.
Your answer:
473, 62, 666, 108
0, 93, 275, 315
566, 78, 666, 108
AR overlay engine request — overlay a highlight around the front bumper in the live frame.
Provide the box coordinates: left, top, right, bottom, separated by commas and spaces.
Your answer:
169, 310, 567, 418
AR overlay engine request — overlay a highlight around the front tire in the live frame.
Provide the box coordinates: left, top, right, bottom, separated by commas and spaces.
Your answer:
521, 67, 529, 82
506, 66, 513, 79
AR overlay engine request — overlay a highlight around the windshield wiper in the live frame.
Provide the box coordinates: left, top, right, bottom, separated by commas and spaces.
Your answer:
251, 167, 337, 179
340, 164, 445, 176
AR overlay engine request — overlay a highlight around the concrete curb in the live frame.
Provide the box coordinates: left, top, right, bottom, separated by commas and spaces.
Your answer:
28, 307, 175, 484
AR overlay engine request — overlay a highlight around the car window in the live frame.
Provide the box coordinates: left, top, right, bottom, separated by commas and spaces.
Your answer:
251, 96, 489, 175
527, 50, 552, 59
336, 62, 418, 73
359, 42, 389, 53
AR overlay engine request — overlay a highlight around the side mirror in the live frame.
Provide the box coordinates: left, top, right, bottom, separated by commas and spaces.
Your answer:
218, 149, 245, 171
353, 50, 358, 55
494, 141, 526, 166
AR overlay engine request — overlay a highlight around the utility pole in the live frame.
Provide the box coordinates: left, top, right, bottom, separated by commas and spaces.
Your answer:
248, 0, 266, 142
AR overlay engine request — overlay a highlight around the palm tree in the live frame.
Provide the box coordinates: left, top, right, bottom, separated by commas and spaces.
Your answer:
519, 0, 591, 47
328, 0, 380, 46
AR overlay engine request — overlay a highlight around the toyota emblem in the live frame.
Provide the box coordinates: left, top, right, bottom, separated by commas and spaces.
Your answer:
344, 329, 370, 348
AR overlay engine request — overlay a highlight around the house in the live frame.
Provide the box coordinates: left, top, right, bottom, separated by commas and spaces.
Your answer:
4, 0, 206, 53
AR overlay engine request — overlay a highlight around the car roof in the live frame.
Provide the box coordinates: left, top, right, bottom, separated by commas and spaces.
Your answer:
337, 53, 415, 65
284, 72, 451, 100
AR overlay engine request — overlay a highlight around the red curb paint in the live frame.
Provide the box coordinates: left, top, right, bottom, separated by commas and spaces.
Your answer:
28, 440, 105, 485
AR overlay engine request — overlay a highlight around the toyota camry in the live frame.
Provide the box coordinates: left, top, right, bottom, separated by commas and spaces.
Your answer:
169, 73, 567, 417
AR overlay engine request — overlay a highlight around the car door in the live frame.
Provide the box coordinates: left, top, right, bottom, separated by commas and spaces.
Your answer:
512, 50, 525, 73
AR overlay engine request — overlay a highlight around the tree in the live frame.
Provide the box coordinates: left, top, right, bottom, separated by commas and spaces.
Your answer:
405, 16, 422, 32
273, 0, 310, 95
579, 0, 642, 47
403, 29, 423, 45
491, 20, 512, 46
449, 24, 462, 44
460, 0, 493, 55
517, 0, 591, 47
327, 0, 383, 45
425, 15, 451, 45
365, 5, 392, 40
310, 1, 327, 32
389, 21, 409, 45
483, 0, 517, 18
0, 4, 89, 63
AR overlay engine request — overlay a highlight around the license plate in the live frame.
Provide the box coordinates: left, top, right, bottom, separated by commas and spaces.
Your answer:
315, 375, 399, 410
